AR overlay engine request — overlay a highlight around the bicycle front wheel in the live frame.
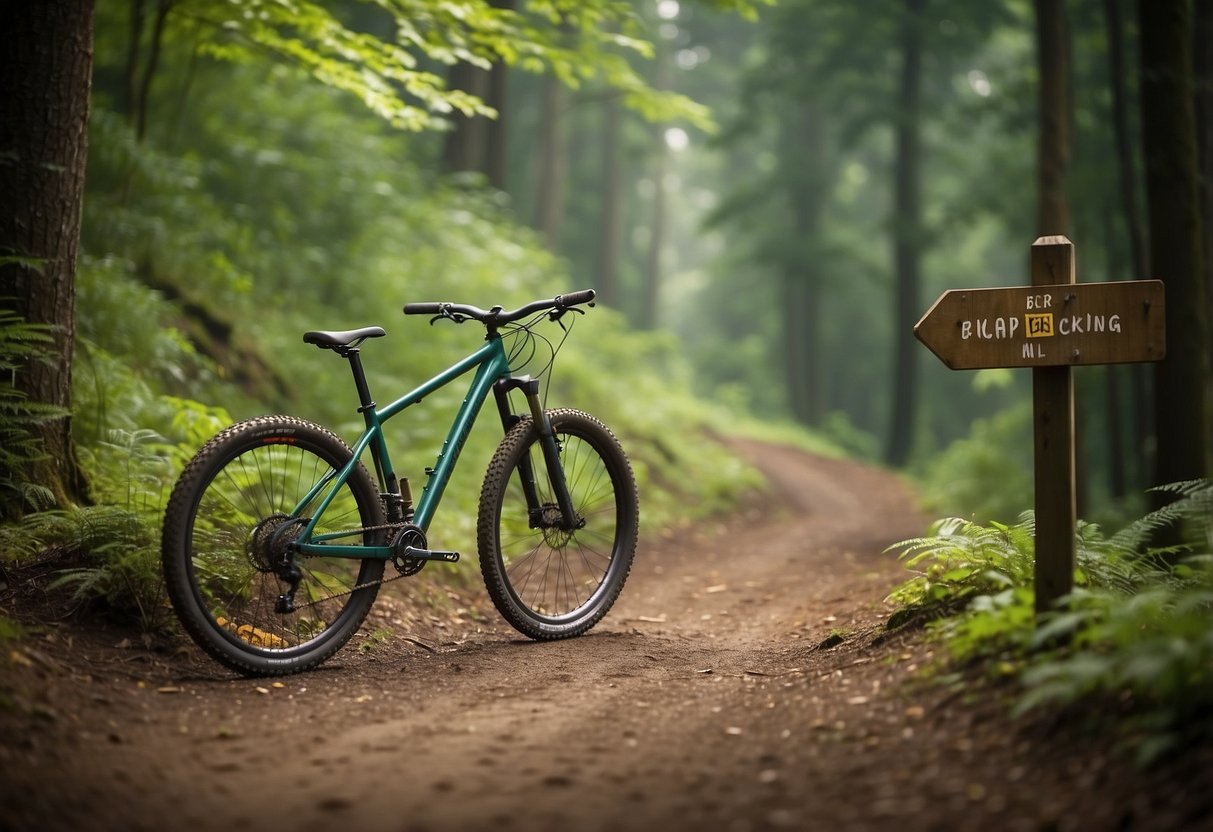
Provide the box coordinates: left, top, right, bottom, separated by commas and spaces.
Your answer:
162, 416, 386, 676
477, 408, 639, 639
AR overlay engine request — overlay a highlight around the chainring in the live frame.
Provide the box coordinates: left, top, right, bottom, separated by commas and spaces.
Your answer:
391, 524, 428, 576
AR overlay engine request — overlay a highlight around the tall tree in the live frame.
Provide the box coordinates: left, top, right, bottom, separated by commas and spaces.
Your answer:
884, 0, 925, 467
533, 71, 568, 247
1035, 0, 1071, 235
483, 0, 516, 190
1138, 0, 1208, 488
595, 96, 624, 308
640, 37, 675, 330
1103, 0, 1153, 495
1103, 0, 1147, 281
1196, 0, 1213, 448
779, 101, 830, 426
441, 60, 490, 174
0, 0, 96, 513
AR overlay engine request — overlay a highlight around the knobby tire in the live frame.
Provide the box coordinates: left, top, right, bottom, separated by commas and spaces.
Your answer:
477, 409, 639, 639
161, 416, 386, 676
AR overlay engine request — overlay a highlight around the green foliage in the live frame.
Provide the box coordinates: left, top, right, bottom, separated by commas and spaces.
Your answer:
887, 480, 1213, 766
149, 0, 721, 132
886, 514, 1037, 623
914, 401, 1033, 524
1, 257, 234, 629
0, 427, 183, 630
0, 308, 67, 512
0, 503, 163, 628
1015, 560, 1213, 766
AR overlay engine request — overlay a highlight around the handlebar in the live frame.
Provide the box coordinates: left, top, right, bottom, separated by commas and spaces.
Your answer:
403, 289, 596, 326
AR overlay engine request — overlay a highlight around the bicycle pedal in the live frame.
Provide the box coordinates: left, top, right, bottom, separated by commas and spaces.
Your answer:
400, 545, 460, 563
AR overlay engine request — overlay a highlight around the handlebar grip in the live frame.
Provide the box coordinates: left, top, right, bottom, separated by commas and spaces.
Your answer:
404, 302, 444, 315
556, 289, 596, 307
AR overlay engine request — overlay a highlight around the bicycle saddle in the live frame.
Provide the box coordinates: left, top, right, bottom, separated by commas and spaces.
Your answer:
303, 326, 386, 350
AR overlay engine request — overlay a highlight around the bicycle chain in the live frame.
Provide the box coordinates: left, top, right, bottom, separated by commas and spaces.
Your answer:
285, 523, 417, 612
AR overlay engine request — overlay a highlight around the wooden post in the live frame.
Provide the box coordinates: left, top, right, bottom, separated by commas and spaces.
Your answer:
1030, 236, 1077, 614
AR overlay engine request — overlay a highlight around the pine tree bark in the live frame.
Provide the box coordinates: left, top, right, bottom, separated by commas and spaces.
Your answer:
1138, 0, 1208, 488
884, 0, 924, 467
0, 0, 95, 513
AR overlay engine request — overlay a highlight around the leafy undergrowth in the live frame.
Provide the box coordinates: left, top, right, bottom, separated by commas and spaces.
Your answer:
885, 480, 1213, 767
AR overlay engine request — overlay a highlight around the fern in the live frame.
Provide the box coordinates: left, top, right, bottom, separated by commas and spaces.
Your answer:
888, 481, 1213, 766
885, 513, 1036, 616
5, 504, 165, 629
0, 307, 68, 512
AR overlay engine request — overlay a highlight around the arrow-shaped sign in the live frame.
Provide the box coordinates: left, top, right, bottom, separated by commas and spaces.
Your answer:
914, 280, 1165, 370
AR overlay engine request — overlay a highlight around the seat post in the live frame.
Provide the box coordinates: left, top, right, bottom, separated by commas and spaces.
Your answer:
343, 348, 375, 413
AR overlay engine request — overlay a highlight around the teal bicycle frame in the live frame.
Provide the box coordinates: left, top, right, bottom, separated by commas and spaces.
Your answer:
292, 336, 511, 561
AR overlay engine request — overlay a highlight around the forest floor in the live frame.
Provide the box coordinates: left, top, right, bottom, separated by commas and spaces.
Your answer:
1, 438, 1210, 832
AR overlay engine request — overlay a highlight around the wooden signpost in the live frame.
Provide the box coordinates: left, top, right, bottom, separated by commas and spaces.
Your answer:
915, 236, 1166, 614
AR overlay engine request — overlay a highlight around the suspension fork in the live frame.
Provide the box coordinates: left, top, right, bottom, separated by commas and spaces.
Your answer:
493, 377, 580, 530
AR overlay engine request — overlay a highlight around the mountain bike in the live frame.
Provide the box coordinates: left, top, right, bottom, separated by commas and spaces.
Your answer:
161, 289, 639, 676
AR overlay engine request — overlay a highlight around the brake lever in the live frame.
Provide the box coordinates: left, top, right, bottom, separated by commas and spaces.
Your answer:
549, 306, 586, 324
428, 306, 467, 326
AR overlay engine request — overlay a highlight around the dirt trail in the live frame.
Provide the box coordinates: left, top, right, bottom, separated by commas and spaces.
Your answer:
1, 440, 1207, 832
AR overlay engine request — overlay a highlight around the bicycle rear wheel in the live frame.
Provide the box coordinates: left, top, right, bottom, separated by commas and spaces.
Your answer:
162, 416, 386, 676
477, 408, 639, 639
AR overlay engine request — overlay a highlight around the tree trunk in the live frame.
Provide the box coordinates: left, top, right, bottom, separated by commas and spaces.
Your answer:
1195, 0, 1213, 461
1034, 0, 1083, 511
533, 72, 567, 248
134, 0, 171, 143
1138, 0, 1208, 489
884, 0, 924, 467
123, 0, 146, 123
642, 133, 667, 330
484, 61, 509, 189
441, 60, 489, 174
595, 96, 623, 308
483, 0, 516, 191
781, 102, 828, 426
1036, 0, 1071, 236
1104, 0, 1149, 281
1102, 206, 1128, 499
0, 0, 95, 513
1103, 0, 1154, 495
